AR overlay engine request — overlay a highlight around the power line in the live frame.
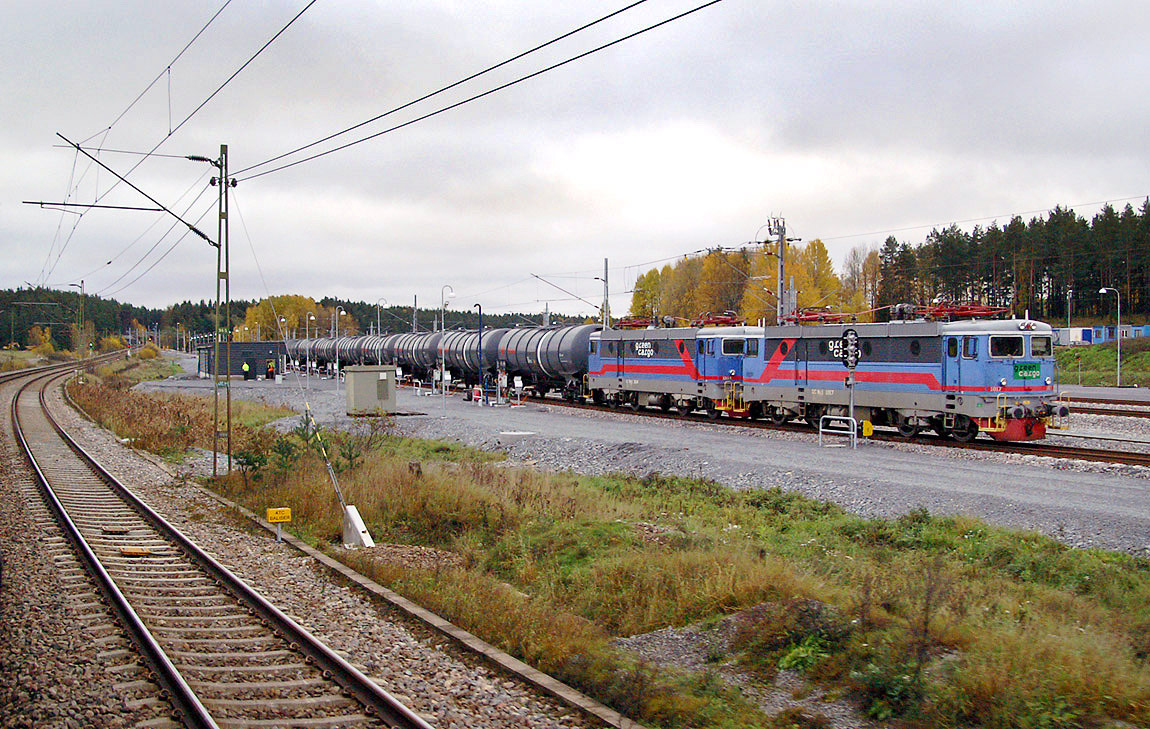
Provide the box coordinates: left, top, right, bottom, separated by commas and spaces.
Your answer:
41, 2, 314, 295
82, 1, 317, 211
237, 0, 726, 182
81, 0, 235, 143
94, 184, 215, 296
38, 0, 232, 287
234, 0, 650, 178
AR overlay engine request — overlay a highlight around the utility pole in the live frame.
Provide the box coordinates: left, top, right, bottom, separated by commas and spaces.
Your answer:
198, 144, 236, 477
601, 258, 610, 328
768, 218, 788, 323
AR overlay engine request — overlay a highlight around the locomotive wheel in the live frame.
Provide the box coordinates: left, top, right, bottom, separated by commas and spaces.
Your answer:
591, 389, 605, 406
804, 406, 823, 430
769, 409, 790, 425
676, 402, 694, 417
895, 414, 920, 438
950, 416, 979, 443
704, 400, 720, 420
747, 402, 763, 420
658, 395, 673, 413
624, 393, 639, 411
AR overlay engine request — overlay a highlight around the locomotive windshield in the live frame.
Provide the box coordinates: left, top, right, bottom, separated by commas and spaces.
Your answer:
722, 339, 745, 355
989, 335, 1024, 357
1031, 336, 1052, 357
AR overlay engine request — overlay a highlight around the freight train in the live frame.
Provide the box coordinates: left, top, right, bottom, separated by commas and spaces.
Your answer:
287, 315, 1068, 442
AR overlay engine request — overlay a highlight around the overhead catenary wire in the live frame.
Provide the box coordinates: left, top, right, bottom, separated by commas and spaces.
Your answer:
236, 0, 726, 182
81, 0, 235, 144
78, 1, 317, 217
37, 1, 311, 293
95, 183, 216, 297
234, 0, 651, 178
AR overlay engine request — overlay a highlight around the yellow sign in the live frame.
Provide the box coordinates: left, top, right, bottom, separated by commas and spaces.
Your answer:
266, 507, 292, 523
861, 420, 874, 437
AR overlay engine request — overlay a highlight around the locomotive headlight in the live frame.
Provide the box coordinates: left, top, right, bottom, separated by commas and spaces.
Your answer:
999, 378, 1007, 386
1045, 377, 1052, 385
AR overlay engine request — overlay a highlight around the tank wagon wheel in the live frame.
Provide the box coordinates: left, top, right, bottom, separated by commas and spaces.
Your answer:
676, 401, 694, 417
704, 399, 720, 421
949, 416, 979, 443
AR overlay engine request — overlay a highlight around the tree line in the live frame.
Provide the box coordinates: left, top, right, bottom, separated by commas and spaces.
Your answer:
628, 200, 1150, 325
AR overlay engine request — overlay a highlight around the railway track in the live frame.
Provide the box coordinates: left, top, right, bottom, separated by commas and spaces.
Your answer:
12, 367, 432, 729
1054, 395, 1150, 419
524, 394, 1150, 468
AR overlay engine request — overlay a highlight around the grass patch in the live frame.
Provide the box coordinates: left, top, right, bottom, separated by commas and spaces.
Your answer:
1056, 338, 1150, 387
192, 427, 1150, 729
67, 354, 293, 458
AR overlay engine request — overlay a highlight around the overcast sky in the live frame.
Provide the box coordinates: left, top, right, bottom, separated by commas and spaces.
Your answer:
3, 0, 1147, 320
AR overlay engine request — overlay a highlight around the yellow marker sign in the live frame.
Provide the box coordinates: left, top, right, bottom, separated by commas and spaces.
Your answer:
861, 420, 874, 437
266, 507, 292, 523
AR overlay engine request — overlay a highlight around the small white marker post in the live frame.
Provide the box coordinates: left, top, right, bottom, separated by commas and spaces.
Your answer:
266, 507, 291, 543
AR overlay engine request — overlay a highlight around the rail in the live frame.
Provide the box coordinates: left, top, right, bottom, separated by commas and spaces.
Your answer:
12, 367, 433, 729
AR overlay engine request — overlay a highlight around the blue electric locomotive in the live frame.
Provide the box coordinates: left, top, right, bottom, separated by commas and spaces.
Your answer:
587, 318, 1066, 441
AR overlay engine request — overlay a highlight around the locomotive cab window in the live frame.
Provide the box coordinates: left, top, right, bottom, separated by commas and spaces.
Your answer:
722, 338, 745, 356
589, 341, 597, 354
962, 336, 978, 358
909, 339, 921, 357
746, 339, 759, 357
1031, 336, 1052, 357
989, 335, 1024, 357
947, 337, 958, 357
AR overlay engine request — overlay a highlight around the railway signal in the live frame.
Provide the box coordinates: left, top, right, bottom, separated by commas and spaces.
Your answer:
841, 328, 860, 370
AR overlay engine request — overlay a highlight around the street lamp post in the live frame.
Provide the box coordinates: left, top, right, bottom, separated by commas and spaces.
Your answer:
333, 306, 346, 394
474, 303, 486, 405
305, 313, 316, 390
440, 285, 454, 415
67, 280, 85, 355
375, 297, 387, 337
1100, 287, 1121, 387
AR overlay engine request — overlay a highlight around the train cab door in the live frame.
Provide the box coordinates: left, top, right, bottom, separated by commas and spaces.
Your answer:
741, 337, 760, 383
943, 336, 961, 391
695, 337, 714, 382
